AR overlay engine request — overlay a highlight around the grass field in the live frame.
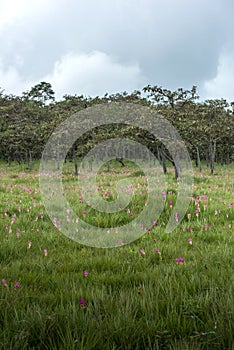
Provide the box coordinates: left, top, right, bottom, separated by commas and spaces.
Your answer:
0, 160, 233, 349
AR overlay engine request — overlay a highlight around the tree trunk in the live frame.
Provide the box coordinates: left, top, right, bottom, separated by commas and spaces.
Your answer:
196, 146, 202, 172
73, 146, 78, 176
209, 140, 216, 174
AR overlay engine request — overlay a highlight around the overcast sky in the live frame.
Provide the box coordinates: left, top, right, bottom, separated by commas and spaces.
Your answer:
0, 0, 234, 102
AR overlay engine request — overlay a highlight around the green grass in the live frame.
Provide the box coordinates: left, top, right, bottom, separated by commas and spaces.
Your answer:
0, 160, 233, 349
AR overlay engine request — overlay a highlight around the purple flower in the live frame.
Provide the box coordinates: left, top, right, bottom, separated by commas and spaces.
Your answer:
175, 258, 179, 264
1, 278, 7, 286
83, 270, 88, 277
140, 249, 145, 255
14, 281, 20, 289
188, 238, 193, 245
180, 257, 184, 264
155, 249, 160, 254
43, 249, 48, 256
80, 297, 85, 307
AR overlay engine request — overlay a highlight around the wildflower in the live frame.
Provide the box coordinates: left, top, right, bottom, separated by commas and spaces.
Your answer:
180, 257, 184, 264
118, 239, 123, 244
83, 270, 88, 277
175, 258, 179, 264
169, 201, 173, 208
147, 226, 151, 232
195, 209, 199, 217
82, 210, 87, 216
8, 226, 12, 234
140, 249, 145, 255
189, 227, 193, 232
187, 213, 191, 219
1, 279, 7, 286
227, 202, 232, 208
80, 297, 85, 308
188, 238, 193, 245
203, 225, 208, 231
28, 241, 32, 248
129, 212, 134, 217
153, 220, 157, 226
40, 211, 44, 218
11, 217, 16, 224
155, 249, 161, 254
14, 281, 20, 289
43, 249, 48, 256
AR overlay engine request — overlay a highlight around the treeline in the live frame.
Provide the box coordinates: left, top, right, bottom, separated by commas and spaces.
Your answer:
0, 82, 233, 175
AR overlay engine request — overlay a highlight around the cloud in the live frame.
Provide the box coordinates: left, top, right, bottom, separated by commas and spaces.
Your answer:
201, 52, 234, 102
43, 51, 146, 99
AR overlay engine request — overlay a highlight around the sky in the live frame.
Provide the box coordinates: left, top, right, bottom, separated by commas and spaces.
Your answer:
0, 0, 234, 102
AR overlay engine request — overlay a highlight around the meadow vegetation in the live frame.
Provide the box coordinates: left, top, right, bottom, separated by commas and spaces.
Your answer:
0, 160, 233, 349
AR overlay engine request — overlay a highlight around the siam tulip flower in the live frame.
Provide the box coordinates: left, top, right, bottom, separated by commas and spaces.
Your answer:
40, 211, 44, 218
227, 202, 233, 208
28, 241, 32, 248
1, 279, 7, 286
203, 225, 208, 231
175, 258, 179, 264
14, 281, 20, 289
83, 270, 88, 277
11, 217, 16, 224
43, 249, 48, 256
203, 205, 207, 210
147, 226, 151, 232
189, 227, 193, 232
180, 257, 184, 264
129, 212, 134, 217
155, 249, 161, 254
82, 210, 87, 216
140, 249, 145, 255
188, 238, 193, 245
80, 297, 85, 308
169, 201, 173, 208
195, 209, 199, 217
153, 220, 157, 226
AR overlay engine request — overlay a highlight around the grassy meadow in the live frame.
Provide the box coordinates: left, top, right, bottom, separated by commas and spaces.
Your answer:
0, 160, 233, 349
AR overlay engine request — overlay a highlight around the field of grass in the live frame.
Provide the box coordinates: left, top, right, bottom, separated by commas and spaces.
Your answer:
0, 160, 233, 349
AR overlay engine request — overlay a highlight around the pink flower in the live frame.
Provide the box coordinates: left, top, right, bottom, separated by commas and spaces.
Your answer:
228, 202, 232, 208
153, 220, 157, 226
129, 212, 134, 217
83, 270, 88, 277
82, 210, 87, 216
155, 249, 161, 254
1, 278, 7, 286
140, 249, 145, 255
40, 211, 44, 218
147, 226, 151, 232
188, 238, 193, 245
175, 258, 179, 264
118, 239, 123, 244
43, 249, 48, 256
28, 241, 32, 248
187, 213, 191, 219
180, 257, 184, 264
169, 201, 173, 208
80, 297, 85, 308
14, 281, 20, 289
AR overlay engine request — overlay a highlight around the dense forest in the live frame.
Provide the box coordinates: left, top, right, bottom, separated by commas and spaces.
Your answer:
0, 82, 233, 176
